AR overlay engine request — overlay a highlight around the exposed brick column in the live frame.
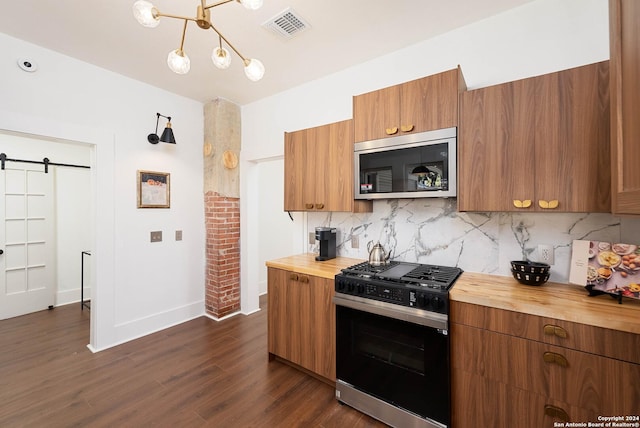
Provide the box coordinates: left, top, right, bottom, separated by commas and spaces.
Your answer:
204, 98, 241, 318
205, 191, 240, 316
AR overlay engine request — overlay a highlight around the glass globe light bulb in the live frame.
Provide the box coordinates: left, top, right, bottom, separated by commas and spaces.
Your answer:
239, 0, 263, 10
167, 50, 190, 74
211, 46, 231, 69
244, 58, 265, 81
133, 0, 160, 28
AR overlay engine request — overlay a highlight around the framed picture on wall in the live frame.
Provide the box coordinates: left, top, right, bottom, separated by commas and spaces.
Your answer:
137, 170, 170, 208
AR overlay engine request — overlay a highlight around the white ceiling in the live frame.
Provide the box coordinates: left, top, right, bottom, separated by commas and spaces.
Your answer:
1, 0, 536, 105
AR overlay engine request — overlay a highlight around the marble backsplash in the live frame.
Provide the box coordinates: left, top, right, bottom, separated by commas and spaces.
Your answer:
308, 198, 640, 284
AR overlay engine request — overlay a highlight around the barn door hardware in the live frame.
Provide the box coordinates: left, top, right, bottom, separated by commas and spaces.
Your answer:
0, 153, 90, 173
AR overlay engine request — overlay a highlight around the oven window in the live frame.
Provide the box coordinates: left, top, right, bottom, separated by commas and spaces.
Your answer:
355, 324, 425, 374
336, 305, 450, 425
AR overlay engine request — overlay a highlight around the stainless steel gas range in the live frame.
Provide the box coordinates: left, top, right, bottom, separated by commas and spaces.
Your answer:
334, 261, 463, 428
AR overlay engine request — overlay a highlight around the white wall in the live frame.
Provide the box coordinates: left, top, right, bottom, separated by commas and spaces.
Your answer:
241, 0, 610, 302
0, 32, 205, 351
56, 166, 92, 305
256, 158, 303, 295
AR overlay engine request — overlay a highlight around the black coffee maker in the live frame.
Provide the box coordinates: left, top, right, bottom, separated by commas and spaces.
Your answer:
315, 227, 336, 261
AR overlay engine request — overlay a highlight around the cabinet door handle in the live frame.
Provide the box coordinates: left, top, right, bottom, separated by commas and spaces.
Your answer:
513, 199, 532, 208
539, 199, 559, 209
289, 273, 299, 281
385, 127, 398, 135
315, 203, 324, 209
544, 405, 569, 422
299, 275, 309, 283
305, 203, 314, 210
544, 324, 568, 339
400, 124, 414, 132
543, 351, 569, 367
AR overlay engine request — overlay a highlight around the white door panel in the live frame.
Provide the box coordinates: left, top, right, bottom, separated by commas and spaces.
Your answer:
0, 163, 55, 320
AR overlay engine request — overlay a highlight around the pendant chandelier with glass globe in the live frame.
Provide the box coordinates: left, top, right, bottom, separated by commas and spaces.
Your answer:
132, 0, 265, 81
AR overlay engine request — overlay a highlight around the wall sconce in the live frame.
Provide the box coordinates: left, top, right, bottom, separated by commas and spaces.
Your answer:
148, 113, 176, 144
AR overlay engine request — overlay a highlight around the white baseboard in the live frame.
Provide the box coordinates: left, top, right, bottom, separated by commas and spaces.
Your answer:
90, 300, 205, 352
56, 288, 90, 306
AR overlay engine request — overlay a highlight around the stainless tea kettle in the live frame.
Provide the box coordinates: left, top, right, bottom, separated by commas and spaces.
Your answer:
367, 241, 392, 266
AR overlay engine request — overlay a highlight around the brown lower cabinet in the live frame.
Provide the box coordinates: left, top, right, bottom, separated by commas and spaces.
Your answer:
451, 301, 640, 427
267, 267, 335, 382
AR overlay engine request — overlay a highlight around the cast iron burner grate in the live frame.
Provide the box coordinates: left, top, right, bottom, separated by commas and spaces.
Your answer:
340, 261, 462, 290
401, 264, 463, 287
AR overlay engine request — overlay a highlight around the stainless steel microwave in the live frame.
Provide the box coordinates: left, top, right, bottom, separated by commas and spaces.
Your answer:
354, 127, 457, 200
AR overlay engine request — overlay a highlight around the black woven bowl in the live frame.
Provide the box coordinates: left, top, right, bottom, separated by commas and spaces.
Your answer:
511, 269, 550, 286
510, 260, 551, 274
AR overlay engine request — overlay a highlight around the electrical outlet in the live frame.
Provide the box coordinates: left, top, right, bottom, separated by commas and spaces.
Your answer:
538, 244, 554, 265
351, 235, 359, 249
309, 232, 316, 245
175, 230, 182, 241
150, 231, 162, 243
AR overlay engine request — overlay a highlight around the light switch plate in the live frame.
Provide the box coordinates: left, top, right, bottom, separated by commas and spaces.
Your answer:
150, 231, 162, 242
175, 230, 183, 241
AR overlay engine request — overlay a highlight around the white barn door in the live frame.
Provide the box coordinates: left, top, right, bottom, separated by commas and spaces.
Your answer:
0, 163, 55, 320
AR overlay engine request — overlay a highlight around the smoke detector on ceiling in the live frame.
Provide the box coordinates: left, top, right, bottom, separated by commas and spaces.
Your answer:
262, 7, 310, 40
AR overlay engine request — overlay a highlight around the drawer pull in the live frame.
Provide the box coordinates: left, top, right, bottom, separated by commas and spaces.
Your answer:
314, 203, 324, 210
400, 124, 415, 132
544, 324, 568, 339
299, 275, 309, 284
544, 404, 569, 422
539, 199, 559, 209
385, 127, 399, 135
289, 273, 299, 281
543, 351, 568, 367
513, 199, 532, 208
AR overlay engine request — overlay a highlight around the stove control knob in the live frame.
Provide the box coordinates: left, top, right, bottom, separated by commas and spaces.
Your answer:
431, 296, 444, 310
417, 294, 430, 308
347, 282, 355, 292
356, 283, 365, 294
337, 279, 346, 291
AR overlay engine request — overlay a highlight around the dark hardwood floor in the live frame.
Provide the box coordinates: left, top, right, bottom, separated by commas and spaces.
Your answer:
0, 296, 386, 427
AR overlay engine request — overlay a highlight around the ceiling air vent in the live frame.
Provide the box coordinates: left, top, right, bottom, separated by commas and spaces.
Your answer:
262, 7, 310, 40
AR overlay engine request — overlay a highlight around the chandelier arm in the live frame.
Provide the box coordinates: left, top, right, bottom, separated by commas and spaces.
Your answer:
208, 25, 248, 63
155, 11, 198, 23
203, 0, 235, 11
178, 20, 189, 52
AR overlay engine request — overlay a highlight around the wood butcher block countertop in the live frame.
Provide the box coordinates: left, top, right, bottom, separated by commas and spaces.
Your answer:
266, 253, 365, 280
266, 255, 640, 335
451, 272, 640, 335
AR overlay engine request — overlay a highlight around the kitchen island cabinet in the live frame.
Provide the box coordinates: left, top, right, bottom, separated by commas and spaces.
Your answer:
450, 272, 640, 427
266, 254, 364, 383
458, 61, 610, 212
353, 67, 466, 142
284, 119, 372, 213
610, 0, 640, 215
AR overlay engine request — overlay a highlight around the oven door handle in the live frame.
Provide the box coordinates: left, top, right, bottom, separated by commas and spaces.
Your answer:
333, 293, 448, 331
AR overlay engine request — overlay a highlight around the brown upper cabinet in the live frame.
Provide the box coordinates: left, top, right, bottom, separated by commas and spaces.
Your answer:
284, 119, 372, 213
353, 67, 467, 143
458, 61, 611, 212
609, 0, 640, 215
